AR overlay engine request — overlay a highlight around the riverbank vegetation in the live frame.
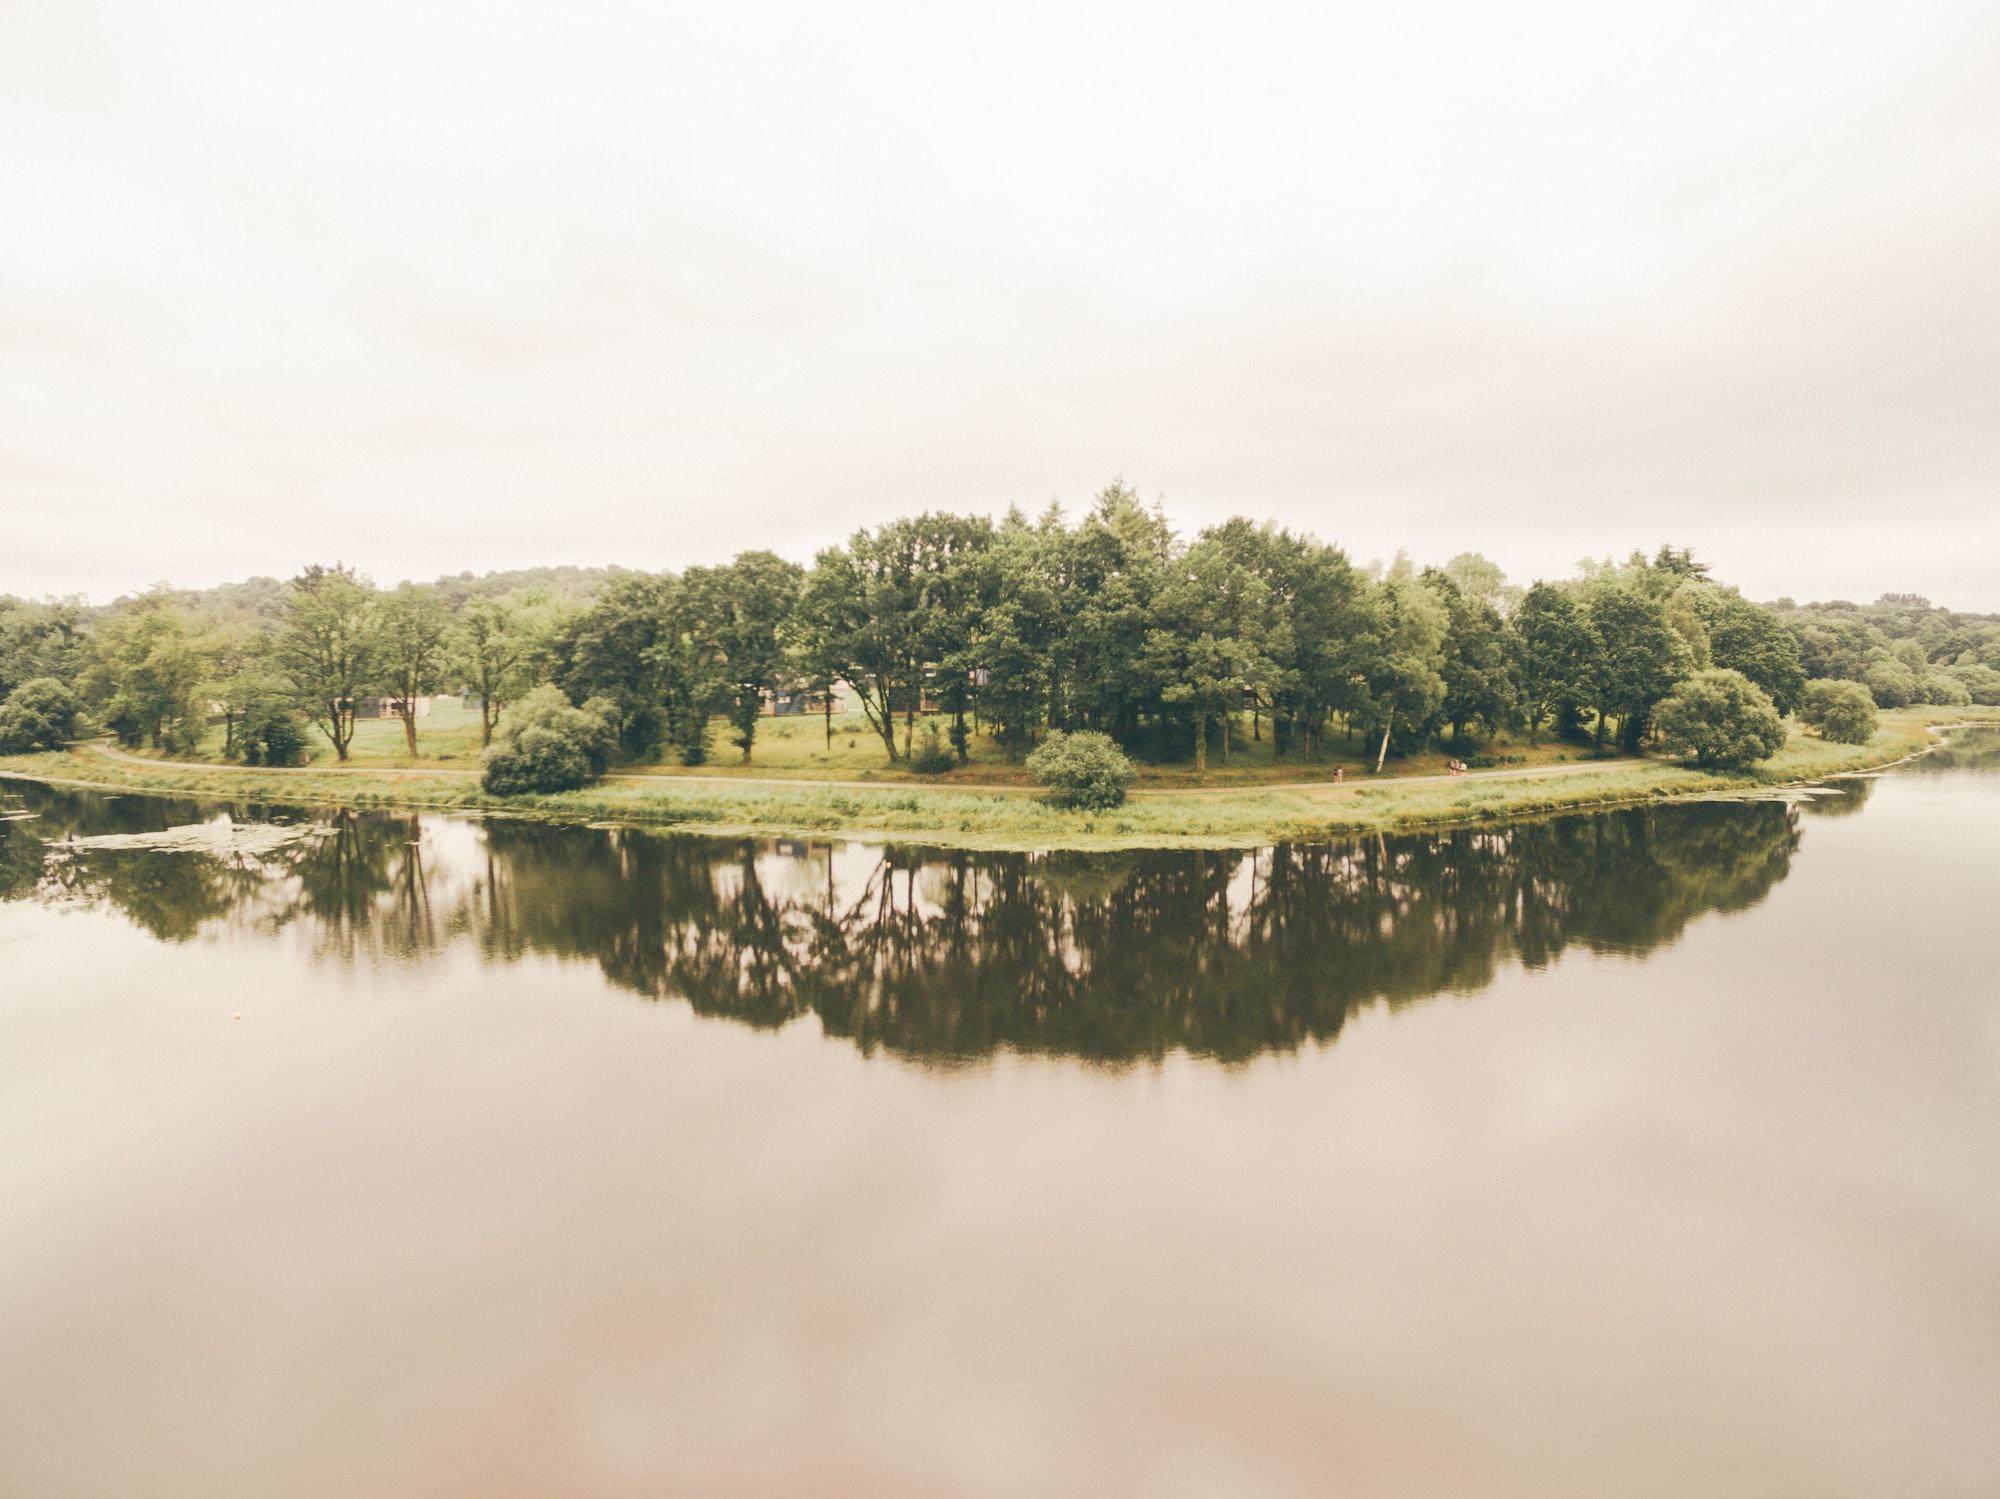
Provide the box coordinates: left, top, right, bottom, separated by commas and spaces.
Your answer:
6, 709, 1991, 851
5, 483, 1998, 826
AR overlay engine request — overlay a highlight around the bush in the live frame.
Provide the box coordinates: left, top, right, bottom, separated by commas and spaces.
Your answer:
1027, 730, 1135, 809
1653, 669, 1786, 768
481, 686, 616, 795
1799, 679, 1878, 744
910, 722, 955, 775
0, 677, 81, 753
1916, 671, 1972, 708
1947, 662, 2000, 705
1861, 657, 1916, 708
239, 703, 310, 766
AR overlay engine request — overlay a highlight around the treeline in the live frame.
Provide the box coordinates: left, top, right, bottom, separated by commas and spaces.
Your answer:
0, 481, 1974, 771
1768, 594, 2000, 708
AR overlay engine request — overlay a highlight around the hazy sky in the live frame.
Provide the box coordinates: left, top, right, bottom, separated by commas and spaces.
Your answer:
4, 0, 1997, 608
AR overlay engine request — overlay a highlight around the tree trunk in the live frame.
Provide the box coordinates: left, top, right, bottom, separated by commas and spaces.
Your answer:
824, 692, 833, 751
402, 706, 418, 757
1194, 712, 1208, 773
1375, 710, 1394, 774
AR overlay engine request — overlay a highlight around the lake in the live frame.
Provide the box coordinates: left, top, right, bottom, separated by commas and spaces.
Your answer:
3, 733, 1998, 1497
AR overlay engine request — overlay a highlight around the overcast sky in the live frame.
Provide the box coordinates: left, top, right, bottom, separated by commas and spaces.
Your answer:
4, 0, 1997, 609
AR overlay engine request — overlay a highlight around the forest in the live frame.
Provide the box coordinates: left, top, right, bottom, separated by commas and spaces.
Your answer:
3, 483, 1997, 781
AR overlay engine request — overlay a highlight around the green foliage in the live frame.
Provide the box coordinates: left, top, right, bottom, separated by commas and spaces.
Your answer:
554, 574, 674, 760
1774, 594, 2000, 705
1917, 671, 1972, 707
374, 582, 452, 755
1513, 582, 1596, 742
238, 702, 310, 766
1422, 567, 1514, 742
1798, 679, 1878, 744
78, 590, 208, 752
910, 722, 955, 775
1587, 585, 1693, 750
276, 563, 380, 760
479, 686, 617, 795
1027, 730, 1135, 809
1861, 657, 1917, 708
1653, 669, 1786, 767
0, 597, 86, 701
6, 490, 1922, 786
0, 677, 82, 753
700, 549, 803, 764
1947, 662, 2000, 705
1696, 587, 1806, 713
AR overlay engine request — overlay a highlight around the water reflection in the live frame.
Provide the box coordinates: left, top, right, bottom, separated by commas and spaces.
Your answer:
0, 777, 1830, 1064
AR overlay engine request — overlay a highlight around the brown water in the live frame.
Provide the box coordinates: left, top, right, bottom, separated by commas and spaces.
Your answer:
2, 735, 1998, 1497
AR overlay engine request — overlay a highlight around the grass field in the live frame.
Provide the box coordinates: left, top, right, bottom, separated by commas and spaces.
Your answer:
147, 699, 1603, 787
7, 709, 1994, 852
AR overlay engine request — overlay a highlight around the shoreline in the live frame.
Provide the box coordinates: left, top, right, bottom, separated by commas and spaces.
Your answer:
3, 710, 1994, 851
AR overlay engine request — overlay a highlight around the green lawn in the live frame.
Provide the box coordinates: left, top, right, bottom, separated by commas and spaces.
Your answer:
156, 700, 1611, 787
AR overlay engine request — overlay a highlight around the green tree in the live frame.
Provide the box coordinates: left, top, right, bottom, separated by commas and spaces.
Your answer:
648, 572, 730, 765
450, 592, 546, 746
1358, 570, 1449, 771
795, 529, 924, 761
80, 591, 208, 753
275, 564, 380, 761
555, 574, 674, 759
1860, 656, 1917, 708
1423, 568, 1516, 744
1653, 669, 1786, 767
1798, 679, 1878, 744
0, 677, 82, 753
375, 582, 452, 757
1146, 531, 1273, 771
1026, 730, 1134, 809
1695, 588, 1806, 714
1587, 585, 1692, 751
702, 550, 804, 764
0, 596, 87, 701
1513, 582, 1598, 743
480, 685, 617, 795
971, 509, 1062, 756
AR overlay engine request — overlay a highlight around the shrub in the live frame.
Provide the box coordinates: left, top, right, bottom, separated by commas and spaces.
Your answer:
1653, 669, 1786, 768
1946, 662, 2000, 705
1916, 671, 1972, 707
239, 703, 310, 766
481, 686, 617, 795
1027, 730, 1135, 809
1799, 679, 1878, 744
0, 677, 81, 753
910, 722, 955, 775
1861, 657, 1916, 708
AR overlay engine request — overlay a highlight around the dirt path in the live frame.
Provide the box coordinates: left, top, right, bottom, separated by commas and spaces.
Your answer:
81, 740, 1643, 800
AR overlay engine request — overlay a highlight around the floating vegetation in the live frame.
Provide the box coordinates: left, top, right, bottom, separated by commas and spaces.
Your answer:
48, 818, 329, 856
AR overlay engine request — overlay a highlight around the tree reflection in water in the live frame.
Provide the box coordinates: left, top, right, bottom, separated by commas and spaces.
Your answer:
0, 779, 1828, 1064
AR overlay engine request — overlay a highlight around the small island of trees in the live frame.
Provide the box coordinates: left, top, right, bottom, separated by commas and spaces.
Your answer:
4, 483, 1997, 804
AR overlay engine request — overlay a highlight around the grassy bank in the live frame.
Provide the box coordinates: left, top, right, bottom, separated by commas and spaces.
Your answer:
4, 709, 1993, 851
128, 699, 1593, 787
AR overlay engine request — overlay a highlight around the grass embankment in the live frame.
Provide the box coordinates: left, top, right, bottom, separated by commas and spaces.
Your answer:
4, 709, 1993, 852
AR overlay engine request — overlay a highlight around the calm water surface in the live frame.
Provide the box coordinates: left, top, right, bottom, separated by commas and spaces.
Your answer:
3, 735, 1999, 1497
